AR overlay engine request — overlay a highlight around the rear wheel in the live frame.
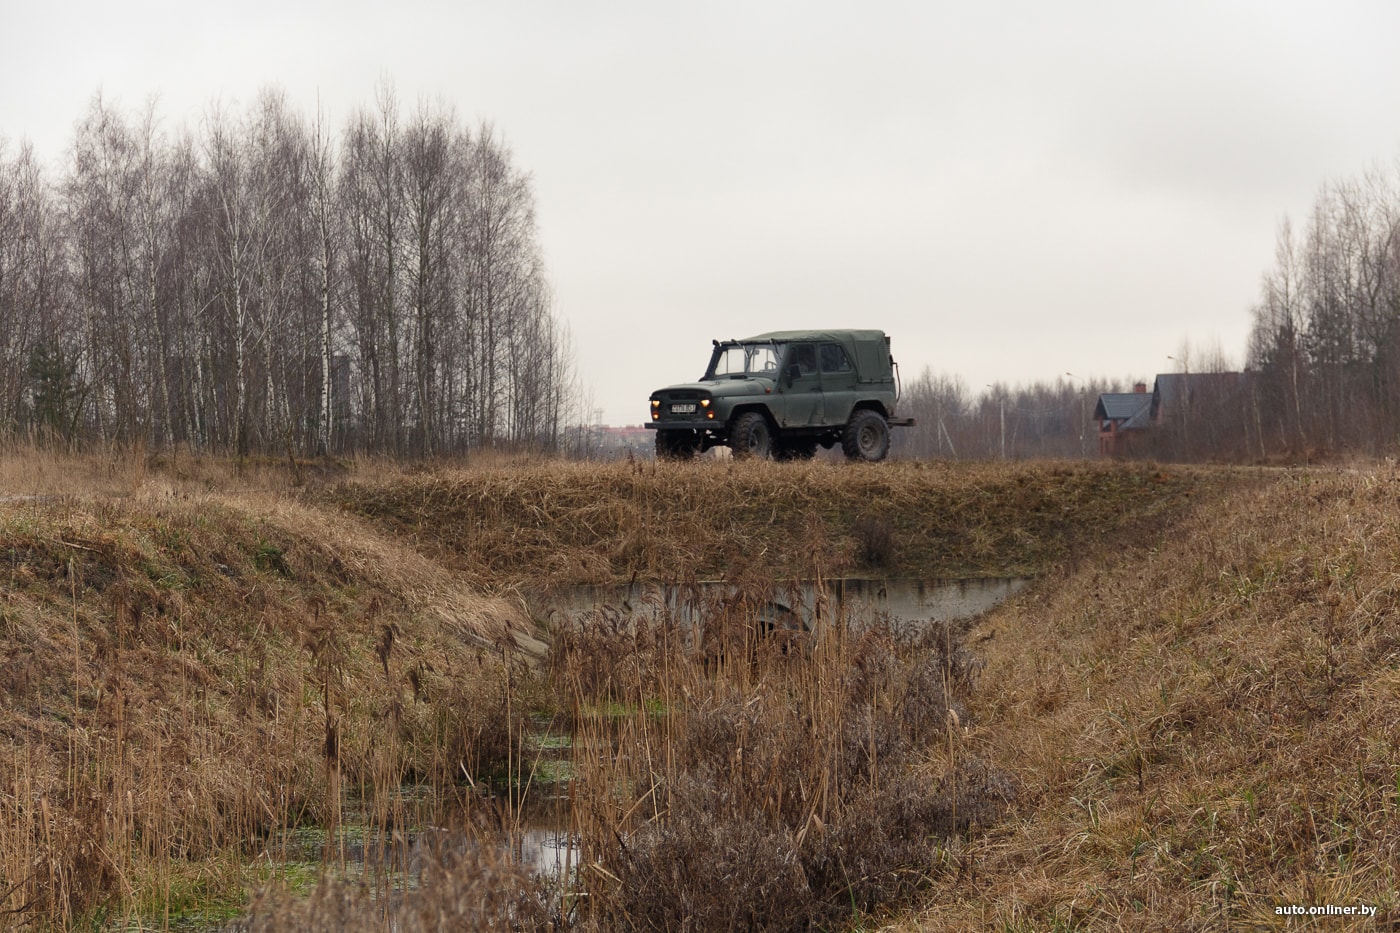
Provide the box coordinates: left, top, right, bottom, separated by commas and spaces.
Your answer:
729, 412, 774, 460
842, 410, 890, 462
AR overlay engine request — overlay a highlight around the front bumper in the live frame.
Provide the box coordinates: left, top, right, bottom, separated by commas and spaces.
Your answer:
645, 419, 722, 432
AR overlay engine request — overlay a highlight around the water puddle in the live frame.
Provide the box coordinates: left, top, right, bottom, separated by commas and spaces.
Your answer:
527, 576, 1028, 634
257, 770, 576, 872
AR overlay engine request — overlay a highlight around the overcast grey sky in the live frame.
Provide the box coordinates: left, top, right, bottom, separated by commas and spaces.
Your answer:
4, 0, 1400, 425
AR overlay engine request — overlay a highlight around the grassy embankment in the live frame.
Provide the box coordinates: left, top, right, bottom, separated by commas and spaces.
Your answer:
324, 458, 1400, 930
0, 448, 536, 929
0, 448, 1204, 924
332, 457, 1209, 587
244, 457, 1227, 932
904, 465, 1400, 930
16, 448, 1366, 924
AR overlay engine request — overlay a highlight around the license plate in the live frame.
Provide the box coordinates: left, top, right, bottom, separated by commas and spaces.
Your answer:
671, 403, 697, 414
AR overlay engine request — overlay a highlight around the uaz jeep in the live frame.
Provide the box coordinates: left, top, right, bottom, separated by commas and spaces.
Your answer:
646, 329, 914, 461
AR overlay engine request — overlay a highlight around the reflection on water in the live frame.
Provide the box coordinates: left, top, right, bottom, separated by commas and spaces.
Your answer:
258, 783, 577, 877
518, 824, 575, 878
528, 576, 1028, 634
256, 782, 579, 893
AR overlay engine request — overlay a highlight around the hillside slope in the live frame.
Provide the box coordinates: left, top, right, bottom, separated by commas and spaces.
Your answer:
1, 451, 1306, 930
909, 466, 1400, 930
0, 481, 537, 927
333, 459, 1214, 587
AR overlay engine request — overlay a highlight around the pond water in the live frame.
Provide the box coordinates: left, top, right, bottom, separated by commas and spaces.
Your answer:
260, 795, 576, 882
527, 576, 1029, 634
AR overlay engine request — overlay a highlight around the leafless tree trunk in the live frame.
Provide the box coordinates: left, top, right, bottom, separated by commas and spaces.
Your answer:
0, 84, 576, 457
401, 104, 456, 456
310, 104, 338, 457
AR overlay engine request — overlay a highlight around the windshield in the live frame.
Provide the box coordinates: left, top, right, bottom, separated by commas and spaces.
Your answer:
708, 342, 787, 378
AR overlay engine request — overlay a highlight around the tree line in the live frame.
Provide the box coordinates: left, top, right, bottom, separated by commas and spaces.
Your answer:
898, 156, 1400, 464
893, 355, 1263, 463
891, 340, 1263, 463
0, 84, 576, 457
1247, 159, 1400, 458
892, 369, 1114, 461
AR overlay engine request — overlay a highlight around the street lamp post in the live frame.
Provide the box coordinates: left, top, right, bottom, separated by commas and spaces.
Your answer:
1167, 355, 1190, 459
1066, 372, 1086, 459
985, 385, 1005, 460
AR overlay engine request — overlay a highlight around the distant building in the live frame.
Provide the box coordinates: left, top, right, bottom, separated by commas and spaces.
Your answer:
599, 425, 653, 457
1094, 383, 1152, 458
1095, 372, 1251, 460
564, 423, 654, 458
1150, 372, 1246, 423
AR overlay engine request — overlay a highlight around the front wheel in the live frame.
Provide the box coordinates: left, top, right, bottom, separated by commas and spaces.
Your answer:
842, 410, 890, 462
729, 412, 774, 460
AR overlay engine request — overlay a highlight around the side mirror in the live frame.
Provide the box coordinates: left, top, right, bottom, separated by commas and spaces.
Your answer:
785, 363, 801, 386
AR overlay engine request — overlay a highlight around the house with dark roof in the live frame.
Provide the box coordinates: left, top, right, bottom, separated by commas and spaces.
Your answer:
1150, 372, 1246, 422
1094, 372, 1251, 459
1093, 383, 1152, 458
1149, 371, 1251, 460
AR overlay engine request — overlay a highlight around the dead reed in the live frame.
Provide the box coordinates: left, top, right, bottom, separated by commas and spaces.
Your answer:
901, 464, 1400, 930
234, 578, 1015, 933
0, 476, 537, 929
547, 583, 1013, 932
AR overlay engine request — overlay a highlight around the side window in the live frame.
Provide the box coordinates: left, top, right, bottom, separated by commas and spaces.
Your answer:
819, 343, 852, 374
752, 345, 783, 373
790, 344, 818, 375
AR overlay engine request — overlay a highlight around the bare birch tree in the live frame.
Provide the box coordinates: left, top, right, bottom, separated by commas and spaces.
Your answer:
0, 85, 575, 456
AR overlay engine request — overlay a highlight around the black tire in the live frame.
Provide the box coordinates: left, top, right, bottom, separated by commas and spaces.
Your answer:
729, 412, 774, 460
656, 429, 700, 460
842, 410, 890, 462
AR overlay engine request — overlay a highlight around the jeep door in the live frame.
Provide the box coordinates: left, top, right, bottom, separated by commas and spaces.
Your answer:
819, 342, 859, 424
779, 343, 823, 426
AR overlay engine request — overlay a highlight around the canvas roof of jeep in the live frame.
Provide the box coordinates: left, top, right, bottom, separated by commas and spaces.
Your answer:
733, 330, 891, 381
736, 329, 887, 345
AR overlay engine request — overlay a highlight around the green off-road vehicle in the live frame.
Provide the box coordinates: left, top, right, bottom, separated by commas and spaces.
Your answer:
646, 329, 914, 461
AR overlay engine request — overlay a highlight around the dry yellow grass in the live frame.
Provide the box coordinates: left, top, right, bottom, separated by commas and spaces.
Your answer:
0, 447, 541, 928
12, 444, 1381, 931
902, 464, 1400, 930
333, 458, 1214, 588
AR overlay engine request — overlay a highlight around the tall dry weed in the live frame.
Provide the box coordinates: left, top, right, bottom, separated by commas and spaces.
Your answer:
905, 465, 1400, 930
0, 483, 536, 928
233, 834, 558, 933
548, 585, 1013, 932
0, 446, 1241, 930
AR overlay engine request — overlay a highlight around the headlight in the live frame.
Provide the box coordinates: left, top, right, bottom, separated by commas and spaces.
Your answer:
700, 399, 710, 408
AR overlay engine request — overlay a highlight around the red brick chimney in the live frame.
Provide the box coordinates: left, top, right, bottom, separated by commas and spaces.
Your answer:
1133, 382, 1147, 393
